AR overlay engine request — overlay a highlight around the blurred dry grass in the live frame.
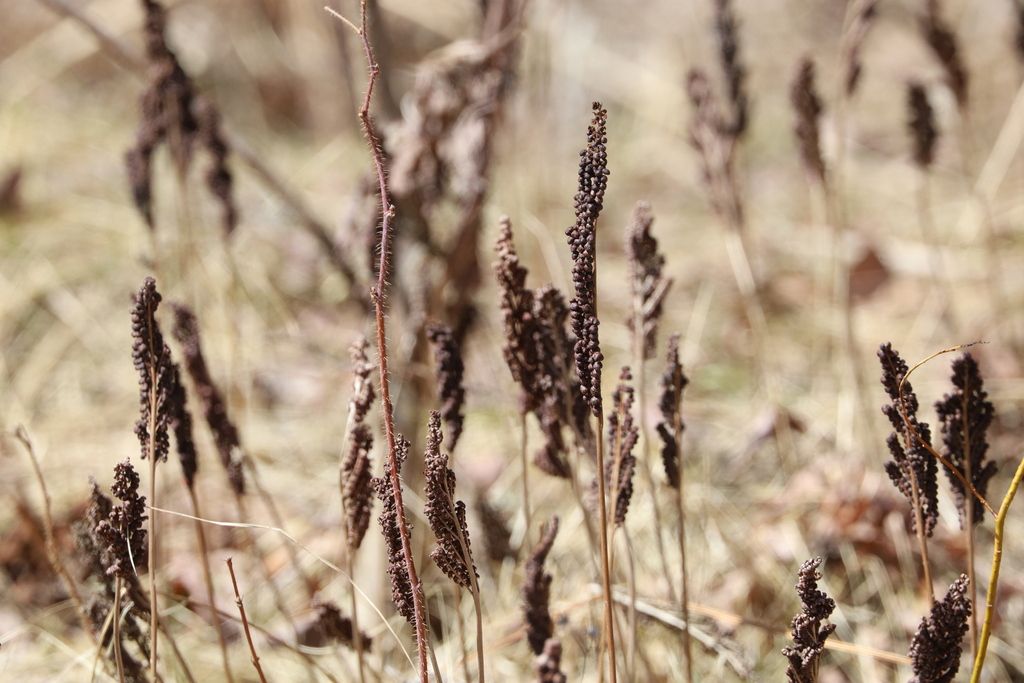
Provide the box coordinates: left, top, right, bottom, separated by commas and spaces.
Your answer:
3, 0, 1024, 681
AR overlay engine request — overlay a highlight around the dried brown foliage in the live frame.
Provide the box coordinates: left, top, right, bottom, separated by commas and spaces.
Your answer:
782, 557, 836, 683
625, 201, 672, 361
790, 57, 825, 184
522, 516, 559, 656
172, 303, 245, 495
908, 575, 971, 683
94, 459, 149, 581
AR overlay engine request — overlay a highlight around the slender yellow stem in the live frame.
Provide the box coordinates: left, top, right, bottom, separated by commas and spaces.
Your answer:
970, 453, 1024, 683
227, 557, 269, 683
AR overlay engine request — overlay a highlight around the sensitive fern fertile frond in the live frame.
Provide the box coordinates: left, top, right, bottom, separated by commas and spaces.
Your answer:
132, 277, 173, 464
908, 574, 971, 683
172, 303, 245, 495
782, 557, 836, 683
625, 202, 672, 361
423, 412, 477, 588
935, 353, 996, 529
607, 368, 638, 526
657, 333, 688, 488
566, 103, 609, 416
426, 323, 466, 451
522, 516, 559, 656
790, 57, 825, 184
878, 343, 939, 537
373, 435, 417, 624
341, 424, 374, 553
94, 459, 149, 580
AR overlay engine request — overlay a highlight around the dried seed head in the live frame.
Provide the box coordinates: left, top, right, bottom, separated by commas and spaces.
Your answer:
878, 343, 939, 537
782, 557, 836, 683
625, 202, 672, 361
566, 103, 609, 417
132, 277, 172, 464
935, 353, 996, 529
522, 516, 559, 656
172, 303, 245, 495
426, 323, 466, 451
907, 82, 938, 169
791, 57, 826, 183
908, 575, 971, 683
424, 412, 477, 589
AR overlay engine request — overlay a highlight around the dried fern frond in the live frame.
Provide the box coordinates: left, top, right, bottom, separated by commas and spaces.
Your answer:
935, 353, 996, 529
782, 557, 836, 683
908, 574, 971, 683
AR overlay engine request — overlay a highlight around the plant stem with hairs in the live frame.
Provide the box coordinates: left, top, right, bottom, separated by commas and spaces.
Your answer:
329, 3, 432, 678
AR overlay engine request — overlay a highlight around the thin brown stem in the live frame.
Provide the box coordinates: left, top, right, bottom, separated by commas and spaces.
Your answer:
15, 426, 97, 649
113, 576, 126, 683
148, 433, 159, 680
227, 557, 269, 683
672, 412, 693, 683
907, 468, 934, 603
188, 486, 234, 683
519, 412, 532, 551
595, 413, 618, 683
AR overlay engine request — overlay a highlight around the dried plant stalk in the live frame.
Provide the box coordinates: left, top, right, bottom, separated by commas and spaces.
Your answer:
565, 101, 616, 683
935, 353, 996, 653
131, 276, 173, 679
423, 412, 484, 682
878, 342, 939, 600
